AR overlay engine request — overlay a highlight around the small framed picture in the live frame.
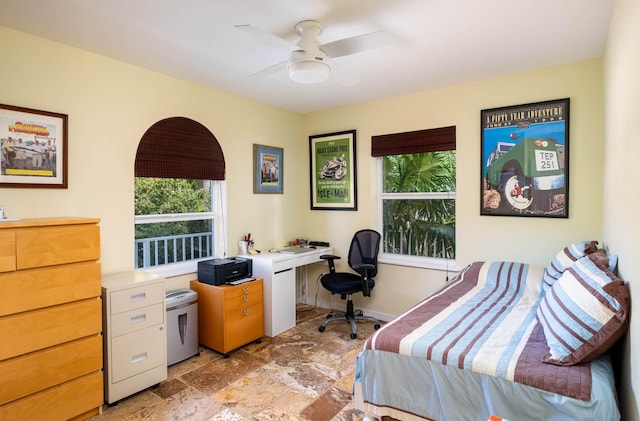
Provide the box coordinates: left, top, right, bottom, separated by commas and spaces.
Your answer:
481, 98, 570, 217
309, 129, 357, 211
0, 104, 68, 189
253, 144, 283, 194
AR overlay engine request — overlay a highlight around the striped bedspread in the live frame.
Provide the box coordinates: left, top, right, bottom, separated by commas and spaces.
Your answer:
364, 261, 593, 400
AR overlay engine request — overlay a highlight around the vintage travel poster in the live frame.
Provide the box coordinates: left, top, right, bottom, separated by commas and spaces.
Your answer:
481, 98, 569, 217
0, 104, 67, 188
253, 144, 283, 194
309, 130, 357, 210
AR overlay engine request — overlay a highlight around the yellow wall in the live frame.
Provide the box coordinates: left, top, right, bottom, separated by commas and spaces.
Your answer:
0, 25, 606, 315
603, 0, 640, 418
0, 26, 304, 274
2, 12, 637, 418
302, 59, 605, 315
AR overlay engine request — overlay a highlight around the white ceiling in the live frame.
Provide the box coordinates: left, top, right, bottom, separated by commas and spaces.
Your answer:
0, 0, 612, 113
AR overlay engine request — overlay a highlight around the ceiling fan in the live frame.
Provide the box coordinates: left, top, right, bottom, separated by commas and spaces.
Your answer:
235, 20, 395, 85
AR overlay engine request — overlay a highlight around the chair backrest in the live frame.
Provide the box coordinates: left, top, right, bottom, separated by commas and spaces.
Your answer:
348, 229, 381, 278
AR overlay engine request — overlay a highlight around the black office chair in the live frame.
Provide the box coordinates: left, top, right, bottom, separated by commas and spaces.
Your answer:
318, 229, 382, 339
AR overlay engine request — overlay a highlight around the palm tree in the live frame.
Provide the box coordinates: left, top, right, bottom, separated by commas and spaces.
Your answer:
382, 151, 456, 259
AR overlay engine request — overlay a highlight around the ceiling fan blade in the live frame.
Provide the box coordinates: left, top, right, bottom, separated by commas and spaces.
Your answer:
234, 24, 296, 51
244, 60, 287, 80
330, 61, 359, 88
321, 30, 396, 58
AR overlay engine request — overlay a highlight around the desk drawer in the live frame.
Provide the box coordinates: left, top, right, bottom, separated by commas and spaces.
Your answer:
224, 301, 264, 351
272, 259, 293, 273
223, 282, 262, 311
111, 303, 164, 337
109, 282, 164, 315
294, 250, 325, 266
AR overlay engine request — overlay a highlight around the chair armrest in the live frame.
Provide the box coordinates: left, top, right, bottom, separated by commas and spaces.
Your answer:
352, 263, 376, 297
320, 254, 340, 261
352, 263, 374, 272
320, 254, 340, 274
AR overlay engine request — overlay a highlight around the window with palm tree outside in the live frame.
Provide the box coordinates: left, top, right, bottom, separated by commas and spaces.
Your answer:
373, 126, 456, 269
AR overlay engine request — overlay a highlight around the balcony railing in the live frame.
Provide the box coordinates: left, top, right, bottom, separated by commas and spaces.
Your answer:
135, 232, 213, 269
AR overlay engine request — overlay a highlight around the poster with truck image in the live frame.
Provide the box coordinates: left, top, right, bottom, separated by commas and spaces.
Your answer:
481, 98, 569, 217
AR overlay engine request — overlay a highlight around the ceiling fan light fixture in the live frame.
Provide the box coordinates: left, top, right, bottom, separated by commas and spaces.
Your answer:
288, 60, 330, 83
287, 50, 331, 84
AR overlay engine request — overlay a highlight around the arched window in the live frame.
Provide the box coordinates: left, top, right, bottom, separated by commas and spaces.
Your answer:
134, 117, 226, 275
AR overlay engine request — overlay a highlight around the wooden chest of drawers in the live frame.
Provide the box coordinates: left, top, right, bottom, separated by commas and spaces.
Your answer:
190, 279, 264, 357
0, 217, 103, 421
102, 271, 167, 404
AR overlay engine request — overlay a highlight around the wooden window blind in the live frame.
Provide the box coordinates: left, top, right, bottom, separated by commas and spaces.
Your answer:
135, 117, 225, 180
371, 126, 456, 157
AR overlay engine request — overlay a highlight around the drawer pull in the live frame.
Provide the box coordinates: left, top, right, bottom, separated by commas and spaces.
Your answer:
243, 308, 249, 316
131, 352, 148, 364
130, 314, 147, 324
243, 295, 249, 302
130, 292, 146, 303
243, 287, 249, 294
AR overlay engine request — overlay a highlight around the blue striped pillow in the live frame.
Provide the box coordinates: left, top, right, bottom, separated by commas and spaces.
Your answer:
536, 254, 630, 366
542, 241, 599, 291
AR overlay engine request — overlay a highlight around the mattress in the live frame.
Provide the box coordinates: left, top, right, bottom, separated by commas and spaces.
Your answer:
353, 261, 621, 421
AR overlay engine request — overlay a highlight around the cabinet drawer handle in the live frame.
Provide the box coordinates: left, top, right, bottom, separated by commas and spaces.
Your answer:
130, 314, 147, 324
243, 308, 249, 316
243, 295, 249, 302
131, 352, 148, 364
243, 287, 249, 294
130, 292, 146, 303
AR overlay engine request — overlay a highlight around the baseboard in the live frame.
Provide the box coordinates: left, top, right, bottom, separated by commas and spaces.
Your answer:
300, 295, 396, 323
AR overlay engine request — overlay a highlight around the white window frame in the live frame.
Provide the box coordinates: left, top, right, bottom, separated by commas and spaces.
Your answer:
377, 159, 457, 271
134, 180, 227, 277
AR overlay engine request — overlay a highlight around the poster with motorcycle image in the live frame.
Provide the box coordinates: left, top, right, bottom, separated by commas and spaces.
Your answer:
481, 98, 570, 218
309, 130, 357, 210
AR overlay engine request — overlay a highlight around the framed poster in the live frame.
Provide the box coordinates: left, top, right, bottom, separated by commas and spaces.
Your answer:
253, 144, 283, 194
309, 129, 357, 211
0, 104, 68, 188
481, 98, 570, 217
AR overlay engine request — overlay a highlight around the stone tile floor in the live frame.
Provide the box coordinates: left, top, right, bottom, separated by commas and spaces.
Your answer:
90, 304, 380, 421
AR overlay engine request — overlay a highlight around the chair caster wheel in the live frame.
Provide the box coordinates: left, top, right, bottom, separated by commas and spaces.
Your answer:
319, 326, 326, 332
374, 324, 381, 330
350, 333, 357, 339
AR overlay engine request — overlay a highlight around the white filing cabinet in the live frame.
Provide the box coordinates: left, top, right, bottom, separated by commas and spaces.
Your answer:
102, 270, 167, 404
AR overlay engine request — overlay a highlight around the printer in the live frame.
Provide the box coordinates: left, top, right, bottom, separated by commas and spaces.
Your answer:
197, 257, 252, 286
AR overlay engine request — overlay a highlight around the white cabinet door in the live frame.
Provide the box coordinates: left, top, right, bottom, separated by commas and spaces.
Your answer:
268, 266, 296, 336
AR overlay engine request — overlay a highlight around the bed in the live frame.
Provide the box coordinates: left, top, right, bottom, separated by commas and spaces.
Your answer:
353, 243, 630, 421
